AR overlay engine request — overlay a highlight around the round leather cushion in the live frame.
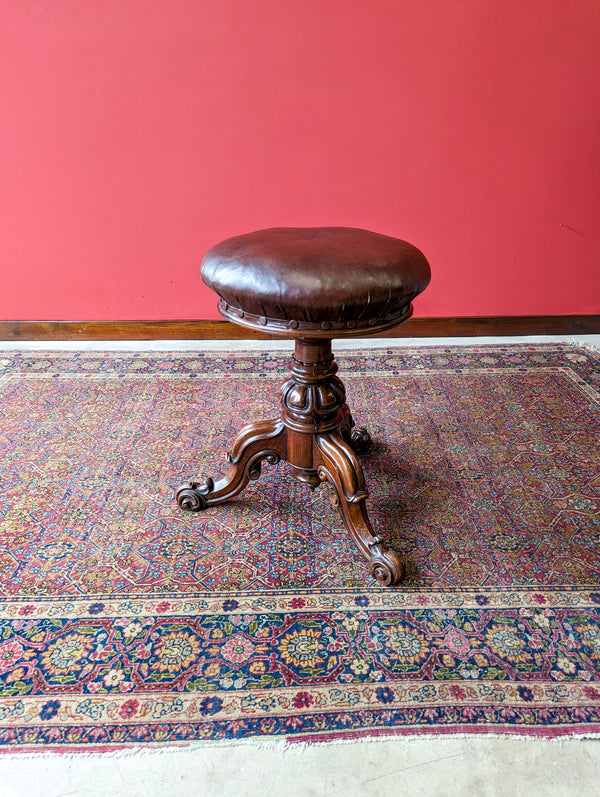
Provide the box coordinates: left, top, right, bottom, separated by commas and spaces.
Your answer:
201, 227, 430, 332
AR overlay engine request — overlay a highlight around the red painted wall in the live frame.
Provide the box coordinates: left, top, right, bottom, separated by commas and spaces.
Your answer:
1, 0, 599, 321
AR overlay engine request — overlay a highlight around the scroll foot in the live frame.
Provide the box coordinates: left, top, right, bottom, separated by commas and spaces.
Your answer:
350, 426, 372, 454
368, 547, 404, 586
339, 408, 371, 454
176, 477, 214, 511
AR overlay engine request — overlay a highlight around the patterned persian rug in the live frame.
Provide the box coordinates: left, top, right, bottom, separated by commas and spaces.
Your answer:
0, 343, 599, 751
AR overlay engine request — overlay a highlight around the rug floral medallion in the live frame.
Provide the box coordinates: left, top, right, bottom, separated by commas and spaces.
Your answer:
0, 343, 599, 751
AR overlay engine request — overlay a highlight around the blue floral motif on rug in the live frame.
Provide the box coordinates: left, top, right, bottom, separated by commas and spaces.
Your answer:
0, 344, 599, 749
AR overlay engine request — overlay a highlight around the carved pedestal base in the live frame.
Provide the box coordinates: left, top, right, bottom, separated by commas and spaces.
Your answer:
176, 339, 403, 586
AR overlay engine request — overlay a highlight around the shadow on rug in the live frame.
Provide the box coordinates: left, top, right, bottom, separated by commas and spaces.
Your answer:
0, 343, 599, 750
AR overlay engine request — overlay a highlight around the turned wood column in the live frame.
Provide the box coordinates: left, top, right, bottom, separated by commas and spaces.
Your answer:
281, 339, 346, 487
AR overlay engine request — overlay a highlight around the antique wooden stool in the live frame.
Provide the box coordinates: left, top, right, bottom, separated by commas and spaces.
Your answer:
176, 227, 430, 585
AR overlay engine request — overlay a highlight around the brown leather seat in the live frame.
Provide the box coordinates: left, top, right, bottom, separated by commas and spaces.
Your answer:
201, 227, 431, 336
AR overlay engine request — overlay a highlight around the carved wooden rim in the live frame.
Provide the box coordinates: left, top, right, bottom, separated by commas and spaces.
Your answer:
217, 300, 414, 338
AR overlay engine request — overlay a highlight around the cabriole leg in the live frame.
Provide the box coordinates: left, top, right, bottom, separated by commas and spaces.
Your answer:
315, 431, 404, 586
176, 419, 287, 510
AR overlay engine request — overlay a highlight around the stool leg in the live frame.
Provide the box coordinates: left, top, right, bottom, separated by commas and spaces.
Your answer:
176, 419, 287, 510
315, 431, 404, 586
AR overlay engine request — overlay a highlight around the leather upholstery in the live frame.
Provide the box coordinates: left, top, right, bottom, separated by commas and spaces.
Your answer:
201, 227, 430, 337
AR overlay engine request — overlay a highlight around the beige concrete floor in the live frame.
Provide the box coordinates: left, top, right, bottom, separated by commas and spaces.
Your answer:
0, 335, 598, 797
2, 736, 600, 797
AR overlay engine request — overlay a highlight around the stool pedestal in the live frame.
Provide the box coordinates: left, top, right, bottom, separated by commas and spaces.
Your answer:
176, 338, 403, 586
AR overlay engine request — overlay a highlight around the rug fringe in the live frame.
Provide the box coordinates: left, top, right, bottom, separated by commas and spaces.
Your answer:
0, 737, 290, 760
285, 730, 600, 750
2, 730, 600, 760
568, 337, 600, 354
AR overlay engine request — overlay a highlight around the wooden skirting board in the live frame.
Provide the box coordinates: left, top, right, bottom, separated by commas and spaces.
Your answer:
0, 316, 598, 341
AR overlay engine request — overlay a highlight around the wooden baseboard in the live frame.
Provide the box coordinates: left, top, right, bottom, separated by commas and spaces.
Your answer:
0, 316, 598, 341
